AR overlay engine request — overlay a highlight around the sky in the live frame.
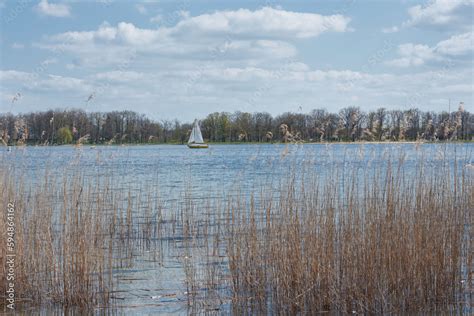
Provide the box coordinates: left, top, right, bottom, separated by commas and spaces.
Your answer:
0, 0, 472, 121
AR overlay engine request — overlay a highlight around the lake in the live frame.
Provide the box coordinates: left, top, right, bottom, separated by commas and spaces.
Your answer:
4, 142, 472, 195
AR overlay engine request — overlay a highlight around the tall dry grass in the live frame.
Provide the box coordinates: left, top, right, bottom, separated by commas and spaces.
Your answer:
0, 170, 113, 308
0, 166, 166, 310
225, 153, 473, 314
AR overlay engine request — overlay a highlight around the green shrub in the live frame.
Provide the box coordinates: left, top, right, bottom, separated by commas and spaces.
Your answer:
57, 127, 73, 144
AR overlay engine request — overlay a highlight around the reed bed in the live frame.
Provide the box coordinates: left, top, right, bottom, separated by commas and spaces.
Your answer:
0, 166, 166, 311
0, 170, 109, 308
225, 153, 473, 314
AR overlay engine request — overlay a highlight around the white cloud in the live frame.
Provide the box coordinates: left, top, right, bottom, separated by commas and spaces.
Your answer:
97, 0, 114, 6
93, 71, 144, 82
383, 0, 472, 33
11, 42, 24, 49
403, 0, 472, 29
45, 7, 350, 47
171, 7, 351, 39
440, 83, 474, 93
1, 63, 471, 118
178, 10, 190, 20
150, 14, 163, 24
135, 4, 147, 15
386, 31, 473, 67
381, 26, 399, 34
0, 70, 32, 81
435, 31, 473, 55
47, 22, 161, 47
3, 65, 471, 117
37, 7, 351, 70
41, 58, 58, 66
386, 43, 438, 67
36, 0, 71, 18
41, 74, 87, 91
0, 70, 90, 93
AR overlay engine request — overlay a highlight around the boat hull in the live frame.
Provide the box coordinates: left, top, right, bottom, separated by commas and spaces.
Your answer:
187, 143, 209, 149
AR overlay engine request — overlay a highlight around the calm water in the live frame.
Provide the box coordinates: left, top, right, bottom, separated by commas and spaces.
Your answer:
2, 143, 473, 314
3, 143, 472, 196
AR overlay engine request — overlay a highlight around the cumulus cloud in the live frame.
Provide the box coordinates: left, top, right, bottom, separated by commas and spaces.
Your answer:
386, 31, 473, 67
37, 7, 350, 68
404, 0, 472, 28
386, 44, 439, 67
435, 31, 474, 55
36, 0, 71, 18
382, 0, 472, 33
170, 7, 351, 38
38, 24, 297, 69
0, 70, 91, 94
42, 7, 351, 46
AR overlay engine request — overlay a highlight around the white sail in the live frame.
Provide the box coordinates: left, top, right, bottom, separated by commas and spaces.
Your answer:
188, 124, 196, 144
194, 123, 204, 143
188, 120, 204, 144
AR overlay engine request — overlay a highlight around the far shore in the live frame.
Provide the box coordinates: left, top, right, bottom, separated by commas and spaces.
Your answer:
3, 140, 473, 147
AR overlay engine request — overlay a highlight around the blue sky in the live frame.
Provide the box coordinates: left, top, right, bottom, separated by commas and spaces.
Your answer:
1, 0, 472, 121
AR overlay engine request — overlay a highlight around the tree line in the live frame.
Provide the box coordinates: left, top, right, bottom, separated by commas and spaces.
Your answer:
0, 105, 472, 145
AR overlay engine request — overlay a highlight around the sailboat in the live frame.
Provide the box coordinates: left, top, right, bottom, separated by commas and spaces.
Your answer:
187, 119, 208, 148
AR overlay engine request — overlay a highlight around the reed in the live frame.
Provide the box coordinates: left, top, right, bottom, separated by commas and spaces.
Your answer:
0, 166, 165, 310
225, 152, 473, 314
0, 170, 113, 309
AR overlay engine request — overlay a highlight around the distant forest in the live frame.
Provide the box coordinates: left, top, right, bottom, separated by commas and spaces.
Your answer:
0, 105, 472, 145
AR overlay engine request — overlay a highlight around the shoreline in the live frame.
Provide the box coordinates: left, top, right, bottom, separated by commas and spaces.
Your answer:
3, 140, 473, 147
